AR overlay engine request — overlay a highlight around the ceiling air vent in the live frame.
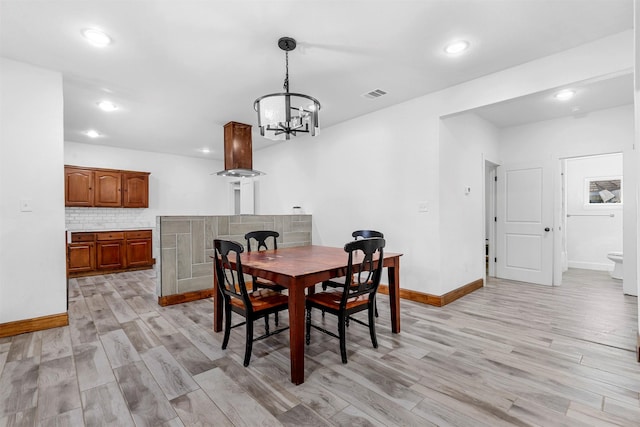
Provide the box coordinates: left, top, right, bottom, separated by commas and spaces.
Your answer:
362, 89, 387, 99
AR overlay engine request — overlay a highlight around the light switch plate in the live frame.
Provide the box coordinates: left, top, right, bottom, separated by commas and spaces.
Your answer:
20, 198, 33, 212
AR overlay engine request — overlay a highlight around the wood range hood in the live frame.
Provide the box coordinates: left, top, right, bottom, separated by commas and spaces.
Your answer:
215, 121, 264, 177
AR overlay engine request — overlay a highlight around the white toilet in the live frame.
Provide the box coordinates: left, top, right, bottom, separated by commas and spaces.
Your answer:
607, 252, 623, 280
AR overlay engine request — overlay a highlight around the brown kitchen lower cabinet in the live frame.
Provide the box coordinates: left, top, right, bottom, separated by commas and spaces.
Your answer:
126, 238, 153, 268
97, 241, 124, 270
67, 242, 96, 273
67, 229, 154, 277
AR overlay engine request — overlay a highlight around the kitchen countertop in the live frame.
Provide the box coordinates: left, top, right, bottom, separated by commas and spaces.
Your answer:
66, 226, 155, 236
66, 227, 154, 233
66, 227, 155, 243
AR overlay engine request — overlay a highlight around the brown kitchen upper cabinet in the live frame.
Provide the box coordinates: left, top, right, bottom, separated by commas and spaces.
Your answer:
123, 172, 149, 208
65, 167, 94, 207
65, 166, 149, 208
94, 170, 122, 207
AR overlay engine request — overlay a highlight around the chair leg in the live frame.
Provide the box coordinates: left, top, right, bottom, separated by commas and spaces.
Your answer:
264, 314, 270, 335
374, 296, 379, 318
244, 319, 254, 367
368, 303, 378, 348
338, 313, 348, 363
222, 302, 231, 350
305, 305, 312, 345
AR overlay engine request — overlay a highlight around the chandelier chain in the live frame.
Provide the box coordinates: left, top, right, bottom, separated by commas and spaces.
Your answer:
283, 51, 290, 93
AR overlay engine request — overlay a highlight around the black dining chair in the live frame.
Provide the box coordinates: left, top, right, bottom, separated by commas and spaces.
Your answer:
305, 237, 385, 363
322, 230, 384, 317
245, 230, 286, 326
213, 239, 289, 367
244, 230, 285, 291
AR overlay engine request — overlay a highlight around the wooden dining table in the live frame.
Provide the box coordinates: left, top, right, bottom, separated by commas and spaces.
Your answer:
212, 244, 403, 385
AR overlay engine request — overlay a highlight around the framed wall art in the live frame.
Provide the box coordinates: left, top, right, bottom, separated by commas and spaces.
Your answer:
585, 176, 622, 205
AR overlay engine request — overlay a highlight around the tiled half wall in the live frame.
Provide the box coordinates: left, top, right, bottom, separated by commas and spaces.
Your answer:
157, 215, 312, 297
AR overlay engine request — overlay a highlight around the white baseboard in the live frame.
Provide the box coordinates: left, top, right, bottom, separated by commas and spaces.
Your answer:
567, 261, 612, 271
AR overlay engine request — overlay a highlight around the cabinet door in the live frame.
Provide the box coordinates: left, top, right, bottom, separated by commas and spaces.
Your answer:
123, 173, 149, 208
68, 242, 96, 272
126, 238, 152, 267
94, 171, 122, 207
97, 241, 124, 269
65, 167, 94, 207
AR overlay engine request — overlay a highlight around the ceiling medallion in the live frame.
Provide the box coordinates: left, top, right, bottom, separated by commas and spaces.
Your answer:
254, 37, 321, 141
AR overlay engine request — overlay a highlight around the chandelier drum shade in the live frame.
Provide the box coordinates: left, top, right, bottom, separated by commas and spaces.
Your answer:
254, 37, 321, 141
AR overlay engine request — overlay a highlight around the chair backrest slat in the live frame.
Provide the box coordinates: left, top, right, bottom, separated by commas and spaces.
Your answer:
245, 230, 279, 252
213, 239, 252, 311
342, 237, 385, 305
352, 230, 384, 240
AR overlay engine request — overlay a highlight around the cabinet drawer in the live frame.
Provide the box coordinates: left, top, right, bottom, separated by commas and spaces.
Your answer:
96, 231, 125, 241
71, 232, 96, 242
125, 230, 152, 240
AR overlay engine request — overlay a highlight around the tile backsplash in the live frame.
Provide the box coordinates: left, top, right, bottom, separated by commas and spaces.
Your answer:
65, 207, 155, 231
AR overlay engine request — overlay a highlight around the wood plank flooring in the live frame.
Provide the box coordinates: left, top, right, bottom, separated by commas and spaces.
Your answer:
0, 268, 638, 426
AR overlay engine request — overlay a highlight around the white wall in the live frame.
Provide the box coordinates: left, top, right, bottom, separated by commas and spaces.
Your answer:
257, 96, 443, 291
0, 58, 67, 323
499, 106, 631, 162
255, 31, 633, 296
440, 113, 500, 293
565, 153, 623, 271
64, 141, 230, 226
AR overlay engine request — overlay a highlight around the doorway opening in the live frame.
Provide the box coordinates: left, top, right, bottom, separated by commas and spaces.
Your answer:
561, 152, 623, 277
484, 159, 499, 279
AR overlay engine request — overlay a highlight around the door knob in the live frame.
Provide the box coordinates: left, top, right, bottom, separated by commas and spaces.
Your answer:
544, 227, 551, 232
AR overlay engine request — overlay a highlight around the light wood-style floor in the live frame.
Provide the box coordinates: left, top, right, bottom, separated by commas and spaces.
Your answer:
0, 268, 638, 426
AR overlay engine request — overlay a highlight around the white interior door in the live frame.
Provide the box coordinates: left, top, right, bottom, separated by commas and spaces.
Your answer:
496, 161, 554, 285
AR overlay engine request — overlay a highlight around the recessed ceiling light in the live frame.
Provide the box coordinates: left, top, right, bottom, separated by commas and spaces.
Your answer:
81, 28, 112, 47
86, 129, 101, 138
444, 40, 470, 55
97, 100, 118, 112
200, 148, 211, 154
554, 89, 575, 101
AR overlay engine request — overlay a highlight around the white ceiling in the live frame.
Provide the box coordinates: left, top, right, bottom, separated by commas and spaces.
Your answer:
469, 72, 634, 128
0, 0, 634, 160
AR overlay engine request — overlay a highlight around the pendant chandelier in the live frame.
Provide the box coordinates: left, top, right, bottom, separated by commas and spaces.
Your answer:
254, 37, 321, 141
